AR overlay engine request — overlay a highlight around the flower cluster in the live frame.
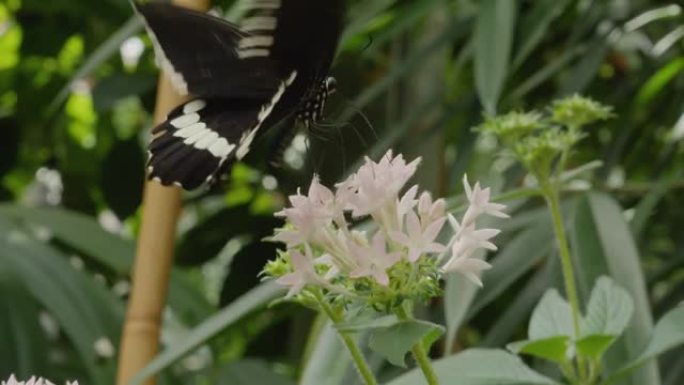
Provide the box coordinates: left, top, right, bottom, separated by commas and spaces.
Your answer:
2, 376, 78, 385
265, 150, 507, 308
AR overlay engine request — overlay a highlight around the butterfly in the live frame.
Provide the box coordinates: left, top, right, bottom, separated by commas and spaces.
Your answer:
133, 0, 345, 189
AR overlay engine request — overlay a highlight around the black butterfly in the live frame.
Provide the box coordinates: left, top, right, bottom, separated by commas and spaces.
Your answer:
134, 0, 345, 189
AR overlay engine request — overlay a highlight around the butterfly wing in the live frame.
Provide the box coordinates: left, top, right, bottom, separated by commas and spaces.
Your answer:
137, 0, 345, 189
134, 2, 281, 98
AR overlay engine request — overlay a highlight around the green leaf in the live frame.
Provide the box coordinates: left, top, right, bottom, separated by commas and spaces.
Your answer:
368, 320, 444, 367
635, 58, 684, 106
335, 314, 400, 332
572, 192, 660, 385
468, 221, 554, 318
0, 268, 49, 377
512, 0, 571, 69
577, 334, 616, 361
603, 306, 684, 385
300, 319, 353, 385
582, 276, 634, 337
507, 336, 570, 364
48, 15, 143, 114
130, 282, 285, 385
212, 359, 295, 385
385, 348, 560, 385
529, 289, 574, 340
559, 37, 609, 94
0, 220, 121, 385
0, 205, 133, 274
474, 0, 516, 114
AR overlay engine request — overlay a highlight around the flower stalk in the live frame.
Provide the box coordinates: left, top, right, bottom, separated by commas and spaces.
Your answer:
314, 290, 379, 385
396, 306, 440, 385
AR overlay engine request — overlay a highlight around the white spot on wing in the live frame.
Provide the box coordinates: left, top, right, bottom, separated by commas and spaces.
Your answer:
183, 99, 207, 114
238, 48, 271, 59
137, 16, 188, 95
236, 71, 297, 160
195, 132, 220, 150
208, 139, 235, 158
246, 0, 281, 10
241, 16, 277, 32
170, 113, 200, 128
174, 122, 206, 138
238, 36, 274, 49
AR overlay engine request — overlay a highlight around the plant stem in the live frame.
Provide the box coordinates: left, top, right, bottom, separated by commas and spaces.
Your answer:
542, 185, 586, 379
313, 291, 378, 385
396, 306, 440, 385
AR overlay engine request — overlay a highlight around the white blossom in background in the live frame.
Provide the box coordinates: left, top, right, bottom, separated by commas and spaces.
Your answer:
2, 375, 78, 385
120, 36, 145, 69
267, 150, 508, 304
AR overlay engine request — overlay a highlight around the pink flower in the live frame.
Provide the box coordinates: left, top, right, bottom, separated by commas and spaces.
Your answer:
274, 176, 335, 246
461, 175, 509, 227
443, 218, 499, 286
390, 210, 446, 262
349, 232, 401, 286
342, 150, 421, 217
277, 247, 324, 297
443, 253, 492, 287
417, 191, 446, 227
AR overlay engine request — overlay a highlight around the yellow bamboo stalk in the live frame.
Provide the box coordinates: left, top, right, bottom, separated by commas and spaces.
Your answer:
116, 1, 210, 384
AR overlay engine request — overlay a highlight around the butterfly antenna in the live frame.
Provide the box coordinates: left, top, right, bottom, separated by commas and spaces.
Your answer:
335, 95, 379, 142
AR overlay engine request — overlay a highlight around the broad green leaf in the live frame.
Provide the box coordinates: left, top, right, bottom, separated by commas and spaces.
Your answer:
130, 282, 284, 385
368, 320, 444, 367
529, 289, 574, 340
572, 192, 660, 385
0, 205, 213, 324
0, 268, 48, 377
212, 359, 295, 385
385, 348, 560, 385
582, 276, 634, 337
603, 306, 684, 385
507, 336, 570, 364
0, 205, 133, 274
0, 221, 121, 385
577, 334, 616, 361
474, 0, 516, 114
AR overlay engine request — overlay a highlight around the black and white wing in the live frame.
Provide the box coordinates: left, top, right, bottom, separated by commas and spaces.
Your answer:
135, 0, 345, 189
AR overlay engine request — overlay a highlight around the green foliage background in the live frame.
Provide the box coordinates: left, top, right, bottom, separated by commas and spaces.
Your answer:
0, 0, 683, 384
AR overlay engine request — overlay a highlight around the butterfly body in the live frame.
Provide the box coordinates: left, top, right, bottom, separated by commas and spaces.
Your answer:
135, 0, 345, 189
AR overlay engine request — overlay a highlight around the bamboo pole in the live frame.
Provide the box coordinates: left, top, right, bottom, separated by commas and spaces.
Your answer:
116, 1, 210, 384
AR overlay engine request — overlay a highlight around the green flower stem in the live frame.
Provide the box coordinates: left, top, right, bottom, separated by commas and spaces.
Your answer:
313, 291, 379, 385
542, 184, 587, 380
396, 306, 440, 385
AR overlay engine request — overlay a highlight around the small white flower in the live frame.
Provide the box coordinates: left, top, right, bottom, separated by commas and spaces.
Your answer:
417, 191, 446, 228
277, 246, 324, 297
274, 176, 335, 246
443, 253, 492, 287
461, 175, 509, 227
94, 336, 115, 358
348, 232, 401, 286
343, 150, 421, 217
2, 376, 78, 385
390, 210, 446, 262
